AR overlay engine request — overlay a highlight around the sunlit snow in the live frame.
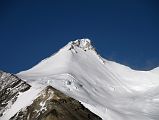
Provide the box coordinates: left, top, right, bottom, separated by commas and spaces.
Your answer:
16, 39, 159, 120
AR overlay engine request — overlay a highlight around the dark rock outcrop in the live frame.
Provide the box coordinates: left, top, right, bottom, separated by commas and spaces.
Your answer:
11, 86, 102, 120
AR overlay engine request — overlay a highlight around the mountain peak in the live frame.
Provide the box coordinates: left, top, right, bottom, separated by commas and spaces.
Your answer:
68, 38, 94, 51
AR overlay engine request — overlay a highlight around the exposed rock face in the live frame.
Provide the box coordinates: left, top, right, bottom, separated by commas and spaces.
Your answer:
0, 71, 31, 117
11, 86, 101, 120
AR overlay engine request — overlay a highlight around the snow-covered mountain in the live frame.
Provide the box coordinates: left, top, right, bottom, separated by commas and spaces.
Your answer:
0, 71, 101, 120
1, 39, 159, 120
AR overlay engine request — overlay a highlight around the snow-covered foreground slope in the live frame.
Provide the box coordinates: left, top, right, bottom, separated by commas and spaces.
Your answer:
0, 71, 45, 120
1, 83, 44, 120
17, 39, 159, 120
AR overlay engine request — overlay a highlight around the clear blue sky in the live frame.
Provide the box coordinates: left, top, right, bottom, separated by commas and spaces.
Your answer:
0, 0, 159, 73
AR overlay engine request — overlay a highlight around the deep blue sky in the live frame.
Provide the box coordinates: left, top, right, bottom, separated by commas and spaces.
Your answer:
0, 0, 159, 73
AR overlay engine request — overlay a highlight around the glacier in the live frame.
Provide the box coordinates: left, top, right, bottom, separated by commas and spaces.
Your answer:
16, 39, 159, 120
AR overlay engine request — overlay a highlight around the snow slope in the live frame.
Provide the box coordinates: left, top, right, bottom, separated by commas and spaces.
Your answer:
17, 39, 159, 120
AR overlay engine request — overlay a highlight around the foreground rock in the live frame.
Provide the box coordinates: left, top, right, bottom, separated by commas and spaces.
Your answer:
11, 86, 101, 120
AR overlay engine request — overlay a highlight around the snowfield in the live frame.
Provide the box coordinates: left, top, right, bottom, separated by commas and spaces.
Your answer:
17, 39, 159, 120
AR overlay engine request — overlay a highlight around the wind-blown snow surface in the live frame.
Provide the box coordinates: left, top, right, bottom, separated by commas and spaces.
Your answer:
17, 39, 159, 120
